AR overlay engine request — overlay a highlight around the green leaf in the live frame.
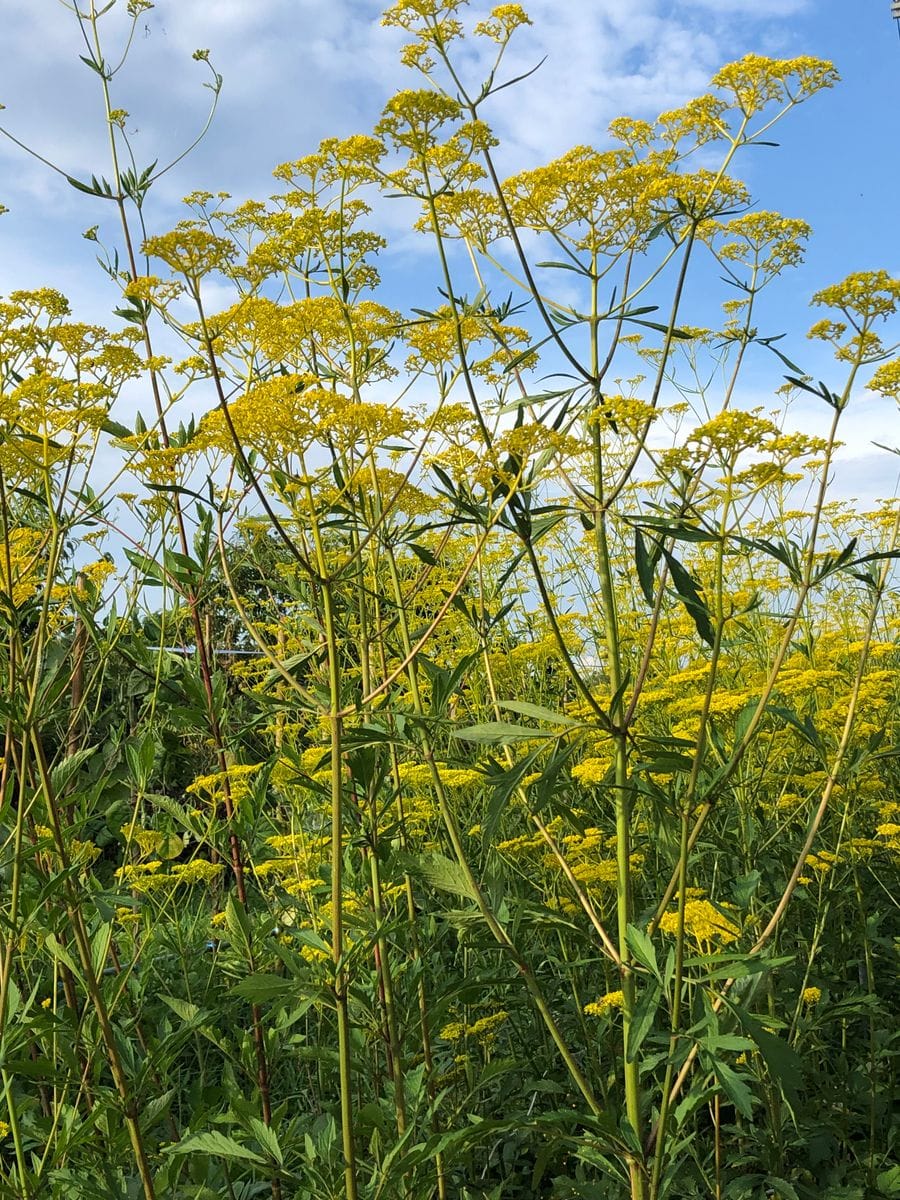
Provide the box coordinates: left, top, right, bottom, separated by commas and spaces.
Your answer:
633, 751, 694, 775
768, 705, 823, 756
702, 1034, 754, 1054
44, 934, 81, 980
90, 920, 114, 980
731, 870, 761, 910
294, 928, 330, 956
535, 259, 591, 275
727, 1001, 803, 1099
626, 982, 661, 1062
626, 925, 660, 982
762, 1177, 800, 1200
159, 995, 201, 1024
140, 1088, 177, 1132
663, 549, 715, 645
78, 53, 106, 76
710, 1059, 754, 1119
102, 418, 133, 439
452, 721, 555, 744
249, 1118, 283, 1165
734, 699, 757, 744
415, 853, 476, 901
634, 527, 658, 605
877, 1166, 900, 1196
66, 174, 110, 197
50, 747, 97, 795
635, 516, 719, 543
231, 974, 292, 1003
224, 895, 254, 956
497, 700, 579, 727
165, 1130, 264, 1164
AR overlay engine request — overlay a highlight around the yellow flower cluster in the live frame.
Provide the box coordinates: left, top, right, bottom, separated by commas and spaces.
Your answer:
143, 225, 237, 281
804, 850, 837, 877
658, 899, 740, 946
116, 859, 224, 892
811, 270, 900, 322
571, 757, 612, 786
710, 55, 838, 118
439, 1010, 509, 1044
35, 826, 100, 869
584, 990, 625, 1018
396, 761, 482, 790
473, 5, 531, 43
186, 763, 262, 811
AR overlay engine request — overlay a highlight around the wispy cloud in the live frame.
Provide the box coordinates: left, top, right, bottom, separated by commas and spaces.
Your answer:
1, 0, 816, 217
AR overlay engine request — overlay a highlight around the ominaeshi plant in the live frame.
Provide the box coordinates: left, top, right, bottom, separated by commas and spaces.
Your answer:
0, 1, 898, 1198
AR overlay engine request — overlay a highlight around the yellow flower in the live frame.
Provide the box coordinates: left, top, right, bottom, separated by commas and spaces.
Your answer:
811, 270, 900, 322
571, 860, 618, 889
186, 763, 262, 811
474, 5, 532, 42
804, 853, 833, 876
868, 357, 900, 398
710, 54, 838, 119
659, 899, 740, 946
802, 986, 821, 1007
169, 860, 226, 886
467, 1011, 509, 1044
571, 758, 611, 786
584, 990, 625, 1018
143, 225, 237, 281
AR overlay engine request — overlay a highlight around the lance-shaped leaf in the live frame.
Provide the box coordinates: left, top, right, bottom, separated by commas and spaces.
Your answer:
662, 549, 715, 646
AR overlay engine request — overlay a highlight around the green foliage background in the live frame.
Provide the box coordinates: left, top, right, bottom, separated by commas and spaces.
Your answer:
0, 2, 897, 1198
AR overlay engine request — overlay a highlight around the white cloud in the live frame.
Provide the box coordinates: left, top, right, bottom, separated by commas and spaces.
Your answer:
1, 0, 816, 221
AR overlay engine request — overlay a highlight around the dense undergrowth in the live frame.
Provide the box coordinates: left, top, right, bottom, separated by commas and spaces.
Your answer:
0, 2, 898, 1197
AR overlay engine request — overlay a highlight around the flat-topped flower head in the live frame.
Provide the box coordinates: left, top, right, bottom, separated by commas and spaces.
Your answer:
474, 5, 532, 43
143, 224, 237, 282
711, 54, 839, 119
811, 270, 900, 323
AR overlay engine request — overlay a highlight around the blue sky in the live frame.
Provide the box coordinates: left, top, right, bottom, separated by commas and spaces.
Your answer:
0, 0, 898, 503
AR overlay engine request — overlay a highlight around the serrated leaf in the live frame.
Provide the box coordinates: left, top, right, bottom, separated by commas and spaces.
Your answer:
159, 995, 201, 1023
415, 853, 476, 901
165, 1130, 264, 1164
727, 1001, 803, 1099
249, 1118, 283, 1165
50, 747, 97, 795
877, 1165, 900, 1196
762, 1177, 799, 1200
140, 1088, 177, 1131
